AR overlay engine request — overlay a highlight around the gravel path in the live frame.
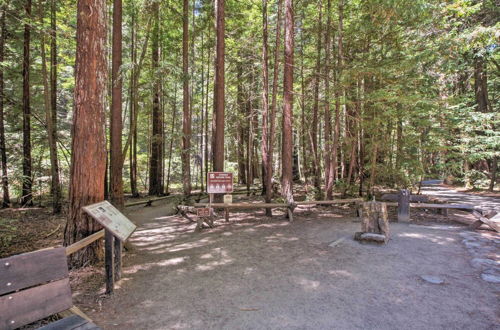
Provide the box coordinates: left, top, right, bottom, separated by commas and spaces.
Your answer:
420, 184, 500, 213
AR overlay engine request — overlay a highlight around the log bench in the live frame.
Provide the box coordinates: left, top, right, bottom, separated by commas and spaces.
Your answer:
0, 247, 100, 330
383, 190, 498, 232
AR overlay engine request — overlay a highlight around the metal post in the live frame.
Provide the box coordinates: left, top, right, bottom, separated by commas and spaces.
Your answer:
105, 229, 115, 294
397, 189, 410, 222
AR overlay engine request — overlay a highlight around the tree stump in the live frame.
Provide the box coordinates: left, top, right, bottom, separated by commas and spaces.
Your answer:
355, 201, 390, 244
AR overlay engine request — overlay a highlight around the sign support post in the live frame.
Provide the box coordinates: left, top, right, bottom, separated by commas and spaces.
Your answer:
82, 201, 137, 295
104, 229, 115, 294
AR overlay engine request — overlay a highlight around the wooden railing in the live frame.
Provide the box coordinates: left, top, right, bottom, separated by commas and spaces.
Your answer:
65, 229, 105, 256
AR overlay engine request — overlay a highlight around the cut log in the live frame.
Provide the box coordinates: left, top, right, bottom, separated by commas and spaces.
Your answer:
354, 232, 387, 243
361, 201, 389, 238
471, 210, 500, 232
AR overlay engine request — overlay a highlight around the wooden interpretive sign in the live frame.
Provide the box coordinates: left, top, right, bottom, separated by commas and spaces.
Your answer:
207, 172, 233, 194
197, 207, 213, 217
83, 201, 137, 242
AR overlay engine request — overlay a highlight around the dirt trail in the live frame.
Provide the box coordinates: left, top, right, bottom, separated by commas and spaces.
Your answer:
81, 192, 499, 330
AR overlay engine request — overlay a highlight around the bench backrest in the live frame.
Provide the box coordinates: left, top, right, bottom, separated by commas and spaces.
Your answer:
0, 247, 73, 330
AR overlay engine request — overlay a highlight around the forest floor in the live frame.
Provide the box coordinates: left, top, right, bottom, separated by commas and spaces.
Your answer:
67, 185, 499, 330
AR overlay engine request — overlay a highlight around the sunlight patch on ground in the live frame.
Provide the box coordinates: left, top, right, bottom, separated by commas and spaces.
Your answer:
295, 277, 320, 290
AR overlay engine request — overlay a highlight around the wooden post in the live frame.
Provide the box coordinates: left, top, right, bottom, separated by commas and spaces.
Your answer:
224, 208, 229, 222
105, 229, 115, 294
114, 239, 122, 281
397, 189, 410, 222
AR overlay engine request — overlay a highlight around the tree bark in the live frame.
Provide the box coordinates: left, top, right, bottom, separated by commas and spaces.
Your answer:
489, 156, 497, 191
182, 0, 192, 196
213, 0, 225, 175
39, 0, 60, 213
269, 0, 282, 195
49, 0, 60, 212
332, 0, 344, 184
236, 59, 246, 184
474, 54, 491, 113
65, 0, 107, 267
281, 0, 294, 206
129, 6, 138, 197
324, 0, 334, 199
261, 0, 272, 214
22, 0, 33, 207
312, 3, 322, 196
0, 7, 9, 208
166, 87, 178, 194
110, 0, 124, 208
149, 2, 163, 196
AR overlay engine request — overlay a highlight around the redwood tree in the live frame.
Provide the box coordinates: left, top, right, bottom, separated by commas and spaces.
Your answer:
64, 0, 107, 267
261, 0, 272, 214
149, 1, 163, 196
281, 0, 294, 206
182, 0, 192, 196
212, 0, 225, 174
21, 0, 33, 207
110, 0, 124, 208
0, 6, 9, 208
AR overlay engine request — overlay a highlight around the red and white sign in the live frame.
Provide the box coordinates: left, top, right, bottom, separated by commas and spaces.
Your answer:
196, 208, 213, 217
207, 172, 233, 194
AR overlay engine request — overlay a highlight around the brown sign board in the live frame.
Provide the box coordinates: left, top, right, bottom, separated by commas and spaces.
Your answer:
83, 201, 137, 242
207, 172, 233, 194
197, 207, 213, 217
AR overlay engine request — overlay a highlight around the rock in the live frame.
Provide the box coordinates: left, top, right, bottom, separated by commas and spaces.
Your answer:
420, 275, 445, 284
464, 241, 481, 249
470, 258, 499, 269
480, 273, 500, 283
329, 237, 346, 248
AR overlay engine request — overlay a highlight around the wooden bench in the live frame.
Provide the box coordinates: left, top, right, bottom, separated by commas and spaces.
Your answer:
0, 247, 100, 330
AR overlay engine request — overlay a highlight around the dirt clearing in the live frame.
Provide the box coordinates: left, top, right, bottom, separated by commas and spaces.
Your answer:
80, 202, 499, 330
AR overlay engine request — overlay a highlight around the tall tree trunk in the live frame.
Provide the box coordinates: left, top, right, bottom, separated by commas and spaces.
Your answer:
204, 26, 211, 184
48, 0, 60, 212
210, 0, 225, 199
332, 0, 344, 184
474, 54, 491, 113
39, 0, 60, 213
213, 0, 225, 177
489, 156, 497, 191
0, 7, 9, 208
21, 0, 33, 207
261, 0, 272, 214
281, 0, 294, 206
149, 2, 163, 196
247, 89, 254, 192
166, 87, 178, 194
182, 0, 192, 196
65, 0, 107, 267
110, 0, 123, 208
129, 6, 138, 197
299, 13, 307, 183
269, 0, 282, 195
312, 3, 322, 196
236, 60, 246, 184
324, 0, 334, 199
